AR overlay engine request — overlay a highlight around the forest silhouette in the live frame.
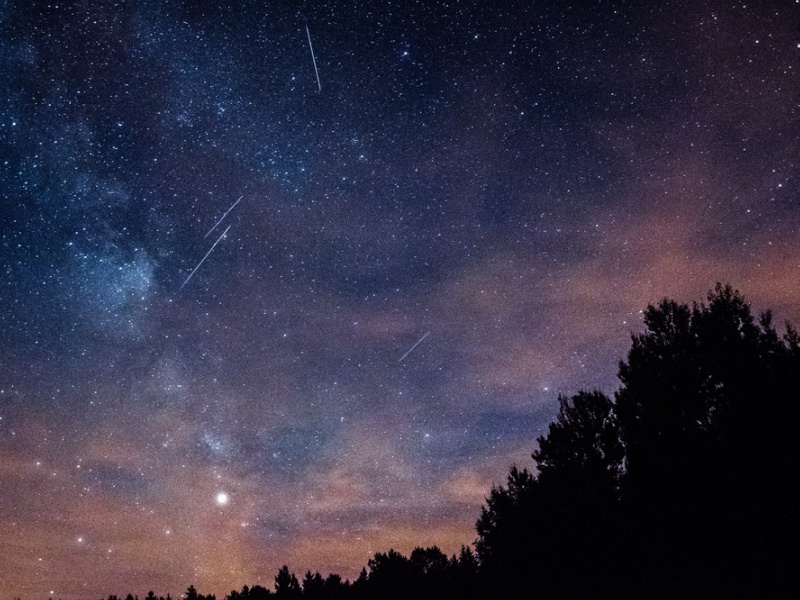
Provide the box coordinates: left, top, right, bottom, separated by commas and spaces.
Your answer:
84, 285, 799, 599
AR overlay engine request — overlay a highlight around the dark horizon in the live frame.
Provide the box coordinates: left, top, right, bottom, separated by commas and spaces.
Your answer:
1, 1, 798, 598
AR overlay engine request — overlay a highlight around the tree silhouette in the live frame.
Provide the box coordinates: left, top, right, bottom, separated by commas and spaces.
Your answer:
477, 392, 625, 598
476, 285, 798, 599
321, 574, 348, 600
409, 546, 450, 599
248, 585, 272, 600
274, 567, 301, 599
615, 283, 799, 598
301, 571, 325, 600
449, 546, 481, 600
363, 549, 414, 599
534, 390, 623, 498
475, 465, 537, 599
534, 391, 624, 598
229, 584, 273, 600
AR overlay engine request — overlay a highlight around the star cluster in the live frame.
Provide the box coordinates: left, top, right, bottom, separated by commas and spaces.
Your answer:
1, 1, 798, 598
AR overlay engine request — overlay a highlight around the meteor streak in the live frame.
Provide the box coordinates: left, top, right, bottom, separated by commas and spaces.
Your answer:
180, 225, 231, 290
306, 25, 321, 92
205, 195, 243, 238
398, 331, 431, 363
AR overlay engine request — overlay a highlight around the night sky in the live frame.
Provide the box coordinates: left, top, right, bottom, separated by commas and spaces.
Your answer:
1, 1, 798, 598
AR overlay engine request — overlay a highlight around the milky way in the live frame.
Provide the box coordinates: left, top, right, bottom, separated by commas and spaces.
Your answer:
1, 1, 798, 598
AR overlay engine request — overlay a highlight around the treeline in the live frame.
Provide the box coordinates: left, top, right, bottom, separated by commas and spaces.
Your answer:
109, 545, 480, 600
101, 285, 797, 599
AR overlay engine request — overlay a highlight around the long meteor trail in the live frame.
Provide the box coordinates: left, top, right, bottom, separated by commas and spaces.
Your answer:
181, 225, 231, 290
398, 331, 431, 363
306, 25, 321, 92
205, 195, 243, 238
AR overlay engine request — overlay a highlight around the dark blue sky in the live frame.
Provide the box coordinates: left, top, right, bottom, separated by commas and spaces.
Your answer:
1, 1, 798, 597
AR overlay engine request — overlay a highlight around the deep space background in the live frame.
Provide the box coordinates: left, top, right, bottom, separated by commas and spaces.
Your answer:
1, 0, 798, 598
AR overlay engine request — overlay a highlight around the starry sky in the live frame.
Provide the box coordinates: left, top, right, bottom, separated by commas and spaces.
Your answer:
1, 1, 798, 598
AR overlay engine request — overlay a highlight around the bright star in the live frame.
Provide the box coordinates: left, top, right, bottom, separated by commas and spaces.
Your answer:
216, 491, 230, 506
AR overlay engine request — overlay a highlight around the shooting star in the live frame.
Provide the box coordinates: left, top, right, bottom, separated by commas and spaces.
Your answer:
306, 25, 322, 92
398, 331, 431, 363
180, 225, 231, 290
205, 195, 243, 238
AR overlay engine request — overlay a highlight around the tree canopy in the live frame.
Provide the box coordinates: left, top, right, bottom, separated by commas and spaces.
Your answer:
476, 284, 798, 599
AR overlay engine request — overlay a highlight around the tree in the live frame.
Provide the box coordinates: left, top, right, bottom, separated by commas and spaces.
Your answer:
274, 567, 300, 599
534, 391, 623, 496
365, 549, 414, 599
410, 546, 451, 599
475, 465, 537, 599
450, 546, 481, 600
409, 545, 448, 577
248, 586, 271, 600
455, 545, 478, 577
350, 567, 369, 599
301, 571, 324, 600
614, 284, 799, 598
477, 285, 798, 598
321, 574, 348, 600
534, 391, 624, 598
476, 391, 625, 598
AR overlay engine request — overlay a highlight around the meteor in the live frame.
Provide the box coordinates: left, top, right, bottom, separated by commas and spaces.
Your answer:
306, 25, 322, 92
205, 195, 243, 238
398, 331, 431, 363
180, 225, 231, 290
